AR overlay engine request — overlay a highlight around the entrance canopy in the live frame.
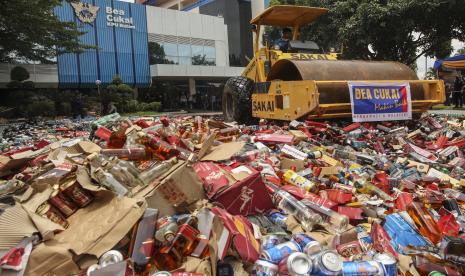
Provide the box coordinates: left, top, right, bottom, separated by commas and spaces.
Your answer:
434, 55, 465, 70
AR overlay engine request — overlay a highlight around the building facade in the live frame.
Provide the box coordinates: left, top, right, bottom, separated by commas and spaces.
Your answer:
0, 0, 242, 93
54, 0, 151, 87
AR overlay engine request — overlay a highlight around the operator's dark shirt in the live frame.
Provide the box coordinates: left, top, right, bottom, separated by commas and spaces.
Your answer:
275, 38, 290, 52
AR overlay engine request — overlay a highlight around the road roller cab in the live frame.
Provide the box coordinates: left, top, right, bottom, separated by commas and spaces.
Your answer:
222, 5, 445, 123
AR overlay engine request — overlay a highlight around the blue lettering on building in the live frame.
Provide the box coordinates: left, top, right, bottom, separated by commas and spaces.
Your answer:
54, 0, 151, 88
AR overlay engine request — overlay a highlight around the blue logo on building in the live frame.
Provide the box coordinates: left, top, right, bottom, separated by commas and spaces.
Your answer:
71, 2, 100, 24
55, 0, 151, 88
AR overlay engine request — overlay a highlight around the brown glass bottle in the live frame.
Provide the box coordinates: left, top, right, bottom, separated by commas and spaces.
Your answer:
190, 234, 210, 259
152, 217, 200, 271
407, 202, 442, 244
107, 122, 130, 149
137, 132, 179, 161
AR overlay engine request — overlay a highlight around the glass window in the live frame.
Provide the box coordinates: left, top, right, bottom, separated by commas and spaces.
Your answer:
204, 46, 216, 60
165, 55, 179, 65
205, 58, 216, 66
178, 44, 191, 57
163, 43, 178, 57
191, 45, 204, 57
178, 56, 191, 65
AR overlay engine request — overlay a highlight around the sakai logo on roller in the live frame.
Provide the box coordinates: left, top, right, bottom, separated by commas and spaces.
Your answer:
253, 101, 275, 112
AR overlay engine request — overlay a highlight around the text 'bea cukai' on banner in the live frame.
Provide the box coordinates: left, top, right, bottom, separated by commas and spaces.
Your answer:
348, 82, 412, 122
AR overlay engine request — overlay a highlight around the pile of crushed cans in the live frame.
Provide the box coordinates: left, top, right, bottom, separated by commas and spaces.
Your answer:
0, 112, 465, 276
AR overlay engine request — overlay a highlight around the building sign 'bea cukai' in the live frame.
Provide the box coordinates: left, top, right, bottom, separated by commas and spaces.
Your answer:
106, 7, 135, 29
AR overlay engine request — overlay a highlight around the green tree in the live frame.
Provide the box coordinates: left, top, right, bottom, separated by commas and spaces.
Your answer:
6, 66, 34, 89
425, 67, 437, 80
101, 75, 135, 114
0, 0, 91, 63
457, 47, 465, 55
268, 0, 465, 66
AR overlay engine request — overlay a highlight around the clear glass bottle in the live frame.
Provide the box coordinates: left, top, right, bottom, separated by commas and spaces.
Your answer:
100, 148, 153, 161
128, 208, 158, 273
139, 158, 178, 186
102, 160, 141, 187
355, 180, 394, 201
271, 185, 322, 232
94, 168, 129, 196
300, 199, 349, 233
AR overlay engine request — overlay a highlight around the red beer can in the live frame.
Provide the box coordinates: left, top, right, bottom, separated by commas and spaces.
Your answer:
48, 189, 78, 217
61, 180, 94, 207
36, 203, 69, 228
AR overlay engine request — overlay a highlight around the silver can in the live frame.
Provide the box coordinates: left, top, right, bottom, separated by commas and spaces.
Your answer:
99, 250, 124, 268
86, 264, 101, 276
374, 252, 397, 276
251, 259, 279, 276
286, 252, 313, 275
150, 272, 172, 276
261, 234, 281, 251
312, 250, 343, 276
303, 240, 322, 257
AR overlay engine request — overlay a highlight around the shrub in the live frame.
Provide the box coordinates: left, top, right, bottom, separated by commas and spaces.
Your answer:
10, 66, 30, 82
137, 102, 149, 111
6, 80, 21, 89
56, 102, 72, 116
145, 101, 161, 111
22, 81, 35, 89
125, 100, 140, 113
25, 99, 55, 117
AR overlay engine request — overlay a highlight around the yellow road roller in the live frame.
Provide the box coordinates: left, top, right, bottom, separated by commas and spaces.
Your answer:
222, 5, 445, 123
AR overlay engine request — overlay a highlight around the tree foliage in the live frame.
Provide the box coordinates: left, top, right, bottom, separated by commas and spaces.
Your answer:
101, 75, 135, 114
268, 0, 465, 65
425, 67, 437, 80
7, 66, 34, 89
10, 66, 30, 82
0, 0, 91, 63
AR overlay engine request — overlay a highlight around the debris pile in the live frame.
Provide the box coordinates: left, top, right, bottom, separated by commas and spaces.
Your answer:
1, 113, 465, 276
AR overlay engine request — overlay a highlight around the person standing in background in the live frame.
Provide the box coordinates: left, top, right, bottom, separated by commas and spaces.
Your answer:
444, 83, 451, 106
453, 75, 463, 108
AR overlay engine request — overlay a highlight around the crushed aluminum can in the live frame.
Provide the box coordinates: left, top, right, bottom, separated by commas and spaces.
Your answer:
262, 240, 301, 264
292, 233, 321, 256
282, 252, 313, 275
261, 234, 281, 251
373, 252, 397, 276
151, 272, 172, 276
312, 250, 343, 276
342, 260, 385, 276
99, 250, 124, 268
251, 259, 279, 276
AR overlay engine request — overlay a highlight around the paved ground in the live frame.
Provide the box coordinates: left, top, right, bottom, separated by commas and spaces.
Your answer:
427, 109, 465, 116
